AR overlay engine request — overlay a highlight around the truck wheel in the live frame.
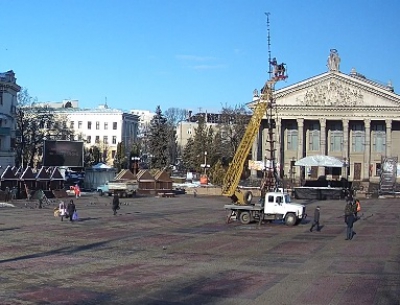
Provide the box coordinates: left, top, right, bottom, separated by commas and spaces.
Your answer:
98, 190, 104, 196
239, 211, 252, 224
243, 191, 253, 205
285, 213, 297, 226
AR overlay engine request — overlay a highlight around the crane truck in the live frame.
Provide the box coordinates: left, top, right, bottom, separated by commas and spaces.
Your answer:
222, 70, 306, 226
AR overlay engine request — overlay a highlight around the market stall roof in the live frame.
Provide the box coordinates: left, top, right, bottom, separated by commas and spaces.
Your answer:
11, 166, 18, 175
36, 167, 50, 181
50, 167, 64, 181
1, 165, 19, 180
295, 155, 344, 168
150, 169, 173, 182
137, 169, 155, 182
114, 169, 136, 181
20, 167, 36, 180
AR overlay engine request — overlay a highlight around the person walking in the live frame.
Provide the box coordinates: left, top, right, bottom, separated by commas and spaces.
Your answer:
344, 201, 355, 240
67, 199, 76, 222
59, 201, 67, 221
112, 193, 120, 215
74, 184, 81, 198
309, 206, 321, 232
354, 199, 361, 219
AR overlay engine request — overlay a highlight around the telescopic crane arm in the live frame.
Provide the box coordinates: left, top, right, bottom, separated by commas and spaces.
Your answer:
221, 80, 276, 204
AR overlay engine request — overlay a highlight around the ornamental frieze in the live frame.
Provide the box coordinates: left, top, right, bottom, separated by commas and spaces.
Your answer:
295, 79, 363, 107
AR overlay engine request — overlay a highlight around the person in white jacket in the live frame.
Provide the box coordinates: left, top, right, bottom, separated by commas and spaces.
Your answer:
59, 201, 67, 221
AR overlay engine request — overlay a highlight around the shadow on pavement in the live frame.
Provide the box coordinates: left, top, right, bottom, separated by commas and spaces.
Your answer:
0, 236, 131, 265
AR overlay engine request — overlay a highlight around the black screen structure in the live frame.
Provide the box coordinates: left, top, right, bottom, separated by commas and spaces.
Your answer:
43, 140, 84, 167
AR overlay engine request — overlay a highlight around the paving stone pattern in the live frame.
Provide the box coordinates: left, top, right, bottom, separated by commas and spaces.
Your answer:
0, 195, 399, 305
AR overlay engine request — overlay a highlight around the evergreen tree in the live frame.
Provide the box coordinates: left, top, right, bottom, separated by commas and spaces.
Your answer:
208, 159, 226, 186
148, 106, 169, 169
167, 124, 178, 167
192, 115, 208, 172
113, 142, 127, 171
182, 137, 196, 171
209, 130, 223, 167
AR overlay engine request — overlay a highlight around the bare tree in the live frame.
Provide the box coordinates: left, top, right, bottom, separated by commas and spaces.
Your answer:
164, 107, 188, 125
218, 104, 251, 160
16, 88, 74, 167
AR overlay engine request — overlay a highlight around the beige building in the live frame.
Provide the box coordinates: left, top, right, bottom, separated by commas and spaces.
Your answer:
250, 50, 400, 184
176, 119, 219, 149
0, 70, 20, 173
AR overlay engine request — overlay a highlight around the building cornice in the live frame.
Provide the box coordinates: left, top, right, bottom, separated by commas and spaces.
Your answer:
274, 73, 400, 104
276, 105, 400, 120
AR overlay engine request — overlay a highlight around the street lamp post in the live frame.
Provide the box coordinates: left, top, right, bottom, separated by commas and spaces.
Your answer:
203, 151, 207, 175
131, 156, 140, 175
343, 157, 350, 191
200, 151, 210, 185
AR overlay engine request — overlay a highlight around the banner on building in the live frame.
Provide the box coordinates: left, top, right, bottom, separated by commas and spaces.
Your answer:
248, 160, 280, 172
379, 156, 398, 194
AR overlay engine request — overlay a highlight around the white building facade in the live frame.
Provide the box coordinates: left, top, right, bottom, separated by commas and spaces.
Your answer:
0, 70, 20, 173
130, 109, 156, 137
53, 104, 139, 164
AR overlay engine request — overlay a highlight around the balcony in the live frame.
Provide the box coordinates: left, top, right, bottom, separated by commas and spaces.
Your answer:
0, 127, 10, 136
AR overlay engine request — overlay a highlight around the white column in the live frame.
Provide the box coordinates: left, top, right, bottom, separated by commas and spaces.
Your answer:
342, 119, 349, 177
297, 118, 304, 181
275, 118, 282, 169
363, 119, 371, 180
386, 119, 392, 157
319, 118, 327, 177
320, 118, 326, 155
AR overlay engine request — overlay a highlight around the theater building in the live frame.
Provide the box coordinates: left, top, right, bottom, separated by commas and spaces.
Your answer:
250, 50, 400, 186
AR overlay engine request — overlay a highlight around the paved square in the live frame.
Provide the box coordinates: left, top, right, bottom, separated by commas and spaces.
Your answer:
0, 194, 399, 304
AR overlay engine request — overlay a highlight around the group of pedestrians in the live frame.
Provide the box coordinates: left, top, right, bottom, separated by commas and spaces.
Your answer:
309, 194, 361, 240
58, 200, 77, 222
57, 193, 121, 222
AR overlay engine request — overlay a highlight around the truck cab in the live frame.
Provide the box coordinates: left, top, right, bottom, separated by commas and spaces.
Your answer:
97, 183, 111, 196
262, 191, 306, 225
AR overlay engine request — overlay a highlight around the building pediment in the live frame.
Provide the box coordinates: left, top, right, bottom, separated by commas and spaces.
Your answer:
273, 72, 400, 108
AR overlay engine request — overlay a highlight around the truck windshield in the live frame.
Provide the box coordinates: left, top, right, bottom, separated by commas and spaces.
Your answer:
284, 194, 291, 203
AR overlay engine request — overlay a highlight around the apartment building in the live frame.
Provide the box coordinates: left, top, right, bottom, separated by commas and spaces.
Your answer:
176, 112, 229, 149
0, 70, 20, 173
50, 103, 139, 164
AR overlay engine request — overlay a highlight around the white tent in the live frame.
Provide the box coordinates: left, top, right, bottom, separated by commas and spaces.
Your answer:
92, 163, 113, 169
84, 164, 116, 190
295, 155, 344, 168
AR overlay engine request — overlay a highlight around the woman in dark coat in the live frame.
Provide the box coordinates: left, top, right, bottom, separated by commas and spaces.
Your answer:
67, 199, 76, 222
112, 193, 120, 215
344, 202, 355, 240
310, 206, 321, 232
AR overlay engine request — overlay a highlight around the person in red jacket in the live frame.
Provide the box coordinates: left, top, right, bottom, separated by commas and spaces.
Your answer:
74, 184, 81, 198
